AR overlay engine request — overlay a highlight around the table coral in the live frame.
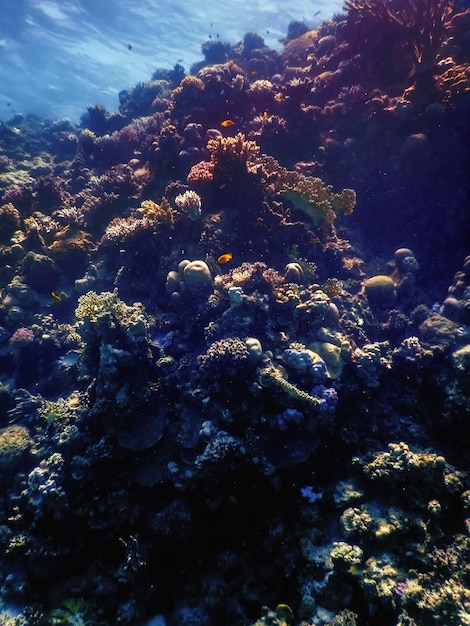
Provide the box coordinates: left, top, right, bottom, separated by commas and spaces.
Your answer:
260, 155, 356, 228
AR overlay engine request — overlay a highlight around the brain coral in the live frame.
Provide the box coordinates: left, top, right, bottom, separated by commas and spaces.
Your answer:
363, 275, 396, 307
182, 260, 214, 294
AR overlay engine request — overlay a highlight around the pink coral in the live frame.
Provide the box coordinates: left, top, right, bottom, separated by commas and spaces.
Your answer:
187, 160, 215, 185
9, 327, 35, 348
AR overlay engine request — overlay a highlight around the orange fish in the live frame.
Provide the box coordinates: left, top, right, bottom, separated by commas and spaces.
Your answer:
51, 291, 62, 302
221, 119, 234, 127
263, 110, 269, 119
95, 104, 103, 112
251, 70, 258, 76
217, 252, 233, 264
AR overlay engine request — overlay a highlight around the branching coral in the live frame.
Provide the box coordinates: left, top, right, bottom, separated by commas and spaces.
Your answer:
0, 202, 21, 243
75, 289, 148, 343
363, 442, 448, 505
38, 391, 84, 427
400, 547, 470, 623
170, 76, 205, 117
344, 0, 456, 86
259, 363, 322, 409
174, 190, 202, 219
100, 197, 177, 249
187, 133, 262, 211
198, 337, 251, 374
207, 132, 260, 179
99, 216, 146, 248
436, 61, 470, 101
197, 61, 246, 90
74, 290, 154, 429
138, 197, 173, 223
187, 133, 259, 188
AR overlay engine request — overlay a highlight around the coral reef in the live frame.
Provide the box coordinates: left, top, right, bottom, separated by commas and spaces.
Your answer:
0, 6, 468, 626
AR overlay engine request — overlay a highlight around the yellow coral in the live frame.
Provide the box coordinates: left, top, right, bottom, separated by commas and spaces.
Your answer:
38, 391, 83, 426
436, 61, 470, 102
0, 425, 33, 470
259, 364, 321, 408
207, 132, 260, 169
323, 277, 344, 298
260, 155, 356, 226
138, 197, 174, 226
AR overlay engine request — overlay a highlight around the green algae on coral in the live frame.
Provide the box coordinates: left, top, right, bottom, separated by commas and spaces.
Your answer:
38, 391, 83, 426
260, 155, 356, 227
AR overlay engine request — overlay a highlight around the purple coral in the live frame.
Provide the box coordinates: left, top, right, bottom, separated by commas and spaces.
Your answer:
312, 384, 338, 415
283, 348, 328, 384
275, 408, 304, 430
393, 580, 408, 597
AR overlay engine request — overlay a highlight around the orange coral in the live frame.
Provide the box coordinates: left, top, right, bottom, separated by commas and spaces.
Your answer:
187, 134, 260, 187
207, 133, 259, 173
436, 61, 470, 101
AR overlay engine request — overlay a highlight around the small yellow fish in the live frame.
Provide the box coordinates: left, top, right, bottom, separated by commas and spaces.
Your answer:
217, 252, 233, 264
220, 119, 234, 128
51, 291, 62, 302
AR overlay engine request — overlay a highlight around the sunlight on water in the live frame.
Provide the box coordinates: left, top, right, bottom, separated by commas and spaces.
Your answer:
0, 0, 344, 121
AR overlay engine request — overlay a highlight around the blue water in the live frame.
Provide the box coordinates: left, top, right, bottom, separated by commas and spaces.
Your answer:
0, 0, 344, 123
